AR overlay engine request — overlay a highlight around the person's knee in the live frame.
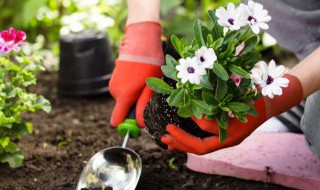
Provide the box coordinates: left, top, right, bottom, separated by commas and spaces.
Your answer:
300, 91, 320, 158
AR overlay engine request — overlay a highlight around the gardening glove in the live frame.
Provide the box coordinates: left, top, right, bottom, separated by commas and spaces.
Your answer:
109, 22, 164, 127
161, 74, 303, 155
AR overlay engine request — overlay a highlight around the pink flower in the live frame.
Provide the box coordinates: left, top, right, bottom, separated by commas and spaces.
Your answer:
230, 74, 242, 87
235, 42, 245, 56
0, 28, 27, 53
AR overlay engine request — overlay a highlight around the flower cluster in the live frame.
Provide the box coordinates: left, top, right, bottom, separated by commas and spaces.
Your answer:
146, 1, 288, 142
216, 0, 271, 34
177, 46, 217, 84
0, 28, 26, 54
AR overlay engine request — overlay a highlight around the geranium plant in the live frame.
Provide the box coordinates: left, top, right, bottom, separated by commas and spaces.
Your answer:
146, 1, 288, 143
0, 28, 51, 168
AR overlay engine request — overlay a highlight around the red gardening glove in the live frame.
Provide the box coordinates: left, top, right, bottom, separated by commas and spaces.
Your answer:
109, 22, 164, 127
161, 74, 303, 155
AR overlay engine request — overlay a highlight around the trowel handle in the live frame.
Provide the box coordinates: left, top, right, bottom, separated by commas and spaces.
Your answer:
117, 106, 141, 139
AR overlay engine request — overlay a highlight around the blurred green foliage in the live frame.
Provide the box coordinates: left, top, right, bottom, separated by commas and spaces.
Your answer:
0, 0, 279, 69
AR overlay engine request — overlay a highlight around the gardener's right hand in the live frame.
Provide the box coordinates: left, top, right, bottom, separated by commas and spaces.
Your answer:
109, 22, 164, 127
161, 74, 304, 155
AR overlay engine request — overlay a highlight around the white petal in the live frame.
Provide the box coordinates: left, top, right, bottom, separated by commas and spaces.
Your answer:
271, 66, 285, 78
258, 22, 269, 30
267, 60, 276, 74
251, 24, 260, 34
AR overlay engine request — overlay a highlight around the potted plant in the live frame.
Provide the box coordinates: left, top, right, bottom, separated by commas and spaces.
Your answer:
144, 1, 286, 148
0, 28, 51, 168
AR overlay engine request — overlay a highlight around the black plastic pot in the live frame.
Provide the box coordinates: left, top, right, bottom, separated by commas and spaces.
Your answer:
58, 30, 114, 96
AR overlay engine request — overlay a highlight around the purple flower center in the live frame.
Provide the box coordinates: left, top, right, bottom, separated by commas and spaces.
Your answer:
187, 67, 195, 73
200, 56, 205, 62
248, 16, 257, 23
266, 75, 274, 85
228, 18, 234, 25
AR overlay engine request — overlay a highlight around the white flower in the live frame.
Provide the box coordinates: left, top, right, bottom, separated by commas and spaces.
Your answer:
240, 1, 271, 34
216, 3, 246, 31
195, 46, 217, 69
251, 60, 289, 98
176, 57, 206, 85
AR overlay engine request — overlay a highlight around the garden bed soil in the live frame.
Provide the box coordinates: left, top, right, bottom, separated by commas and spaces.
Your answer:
0, 72, 293, 190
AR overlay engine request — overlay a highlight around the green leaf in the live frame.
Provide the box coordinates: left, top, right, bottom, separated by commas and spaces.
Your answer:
0, 151, 24, 168
171, 35, 183, 57
4, 142, 19, 154
177, 104, 193, 118
193, 19, 205, 46
212, 38, 224, 49
192, 99, 212, 115
208, 10, 223, 40
202, 92, 219, 105
219, 127, 228, 143
167, 88, 186, 107
229, 65, 250, 79
33, 96, 51, 113
242, 35, 259, 55
206, 34, 214, 46
199, 73, 214, 90
219, 38, 238, 59
0, 137, 10, 148
215, 78, 227, 101
161, 66, 176, 80
146, 78, 174, 94
226, 102, 250, 112
166, 55, 179, 68
213, 63, 229, 81
248, 105, 258, 117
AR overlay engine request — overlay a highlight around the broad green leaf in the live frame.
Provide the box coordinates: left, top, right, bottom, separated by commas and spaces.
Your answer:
202, 92, 219, 105
193, 19, 205, 46
0, 151, 24, 168
146, 78, 173, 94
177, 104, 193, 118
167, 88, 186, 107
213, 63, 229, 81
161, 65, 176, 80
226, 102, 250, 112
33, 96, 52, 113
215, 78, 227, 101
165, 55, 179, 68
192, 99, 212, 114
4, 142, 19, 154
229, 65, 250, 79
242, 35, 259, 55
199, 73, 214, 90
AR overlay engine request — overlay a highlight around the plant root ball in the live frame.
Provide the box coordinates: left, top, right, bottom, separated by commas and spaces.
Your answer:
143, 92, 214, 149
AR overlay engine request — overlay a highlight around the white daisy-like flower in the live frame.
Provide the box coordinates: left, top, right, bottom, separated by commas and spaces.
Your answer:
195, 46, 217, 69
216, 3, 246, 31
250, 60, 289, 98
239, 0, 271, 34
176, 57, 206, 85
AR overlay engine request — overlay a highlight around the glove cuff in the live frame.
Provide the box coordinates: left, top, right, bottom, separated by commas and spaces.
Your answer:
118, 21, 164, 66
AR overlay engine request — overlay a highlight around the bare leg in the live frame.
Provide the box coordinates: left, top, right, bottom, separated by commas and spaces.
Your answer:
126, 0, 161, 25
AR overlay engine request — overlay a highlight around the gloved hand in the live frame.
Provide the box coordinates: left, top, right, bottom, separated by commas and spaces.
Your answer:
161, 74, 303, 155
109, 22, 164, 127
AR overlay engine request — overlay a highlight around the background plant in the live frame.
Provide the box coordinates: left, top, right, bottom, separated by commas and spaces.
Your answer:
0, 35, 51, 168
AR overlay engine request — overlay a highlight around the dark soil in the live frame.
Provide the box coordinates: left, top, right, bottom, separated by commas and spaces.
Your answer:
0, 72, 293, 190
